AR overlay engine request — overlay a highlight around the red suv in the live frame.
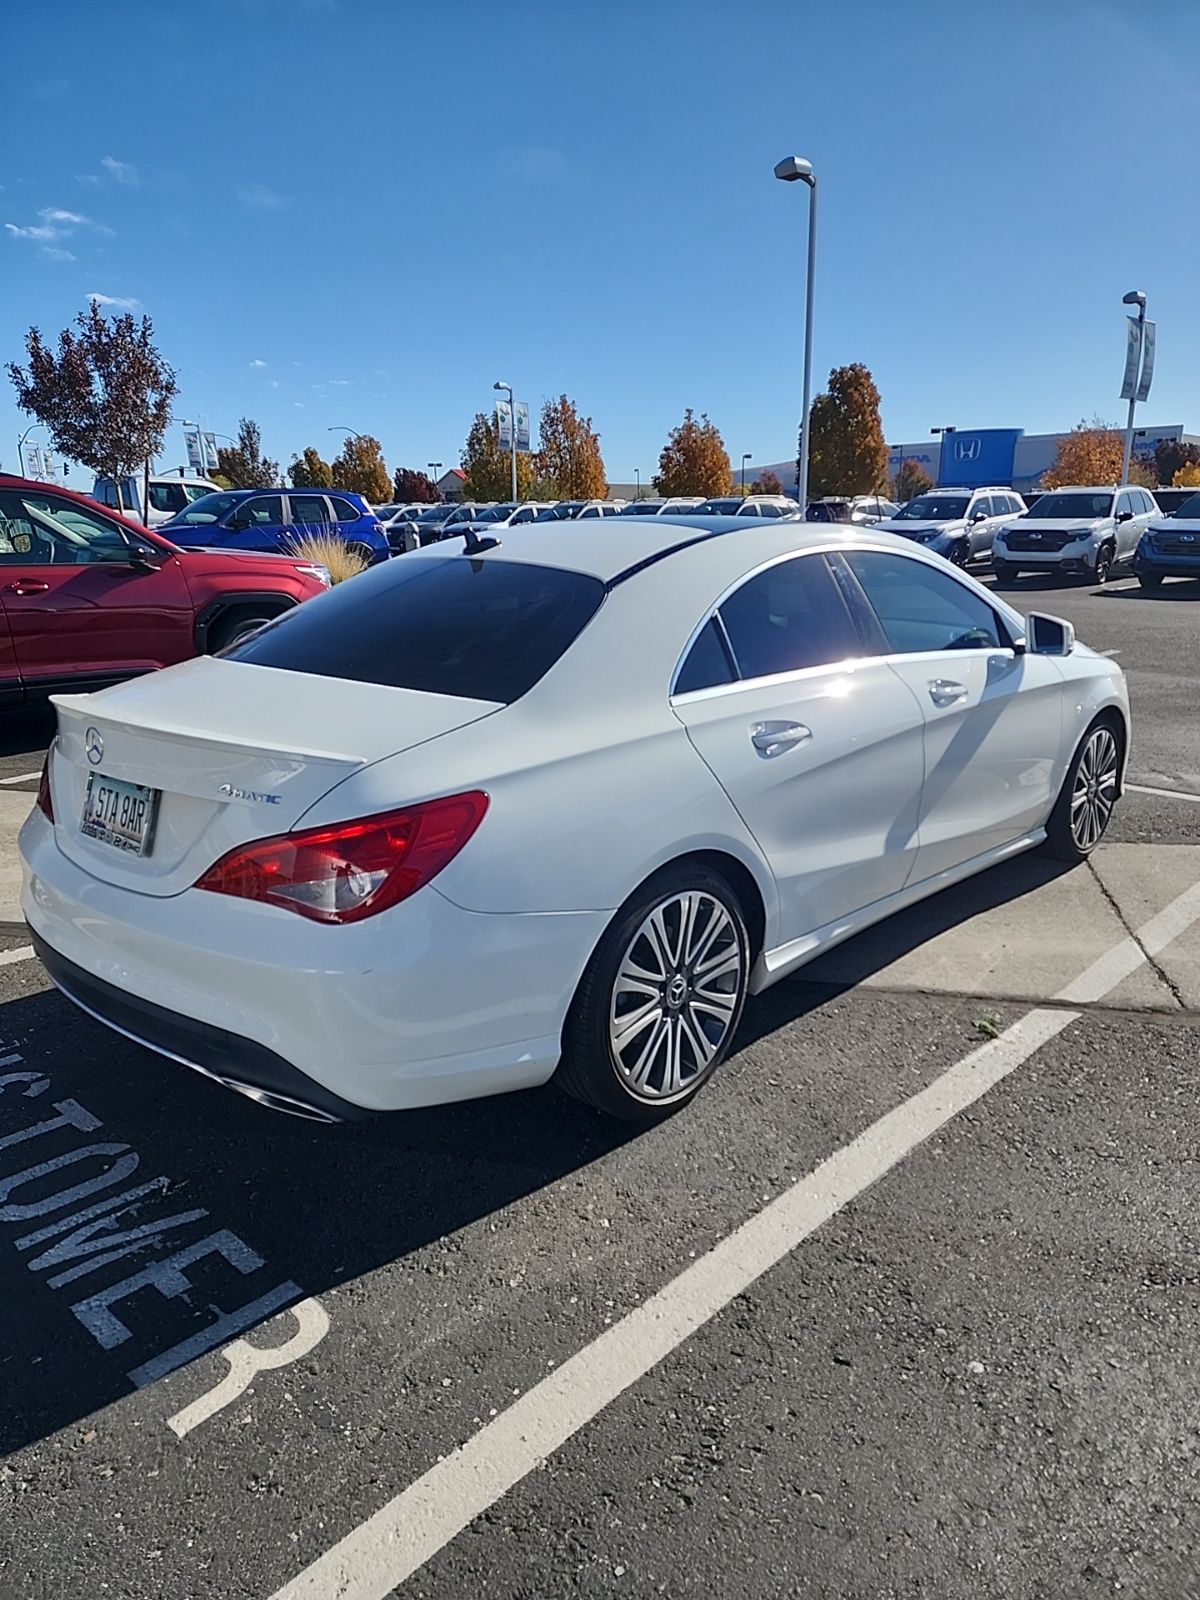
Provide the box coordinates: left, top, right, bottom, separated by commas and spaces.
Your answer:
0, 475, 329, 704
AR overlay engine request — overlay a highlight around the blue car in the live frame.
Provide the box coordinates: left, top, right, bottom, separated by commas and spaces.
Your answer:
159, 488, 389, 563
1134, 491, 1200, 590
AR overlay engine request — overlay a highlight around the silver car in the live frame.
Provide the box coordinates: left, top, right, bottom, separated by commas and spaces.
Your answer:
991, 486, 1159, 583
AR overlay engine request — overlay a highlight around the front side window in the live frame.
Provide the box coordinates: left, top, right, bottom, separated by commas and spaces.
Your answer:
164, 491, 243, 526
970, 495, 995, 518
230, 557, 605, 703
0, 490, 133, 565
230, 495, 283, 529
843, 549, 1002, 653
717, 554, 861, 681
289, 494, 331, 526
147, 483, 187, 515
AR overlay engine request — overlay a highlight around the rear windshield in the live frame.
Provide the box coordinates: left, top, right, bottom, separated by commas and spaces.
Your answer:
229, 556, 605, 703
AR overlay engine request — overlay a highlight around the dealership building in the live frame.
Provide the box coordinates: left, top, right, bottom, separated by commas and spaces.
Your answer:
755, 422, 1199, 498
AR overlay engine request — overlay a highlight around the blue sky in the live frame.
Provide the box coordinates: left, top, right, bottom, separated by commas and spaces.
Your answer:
2, 0, 1197, 487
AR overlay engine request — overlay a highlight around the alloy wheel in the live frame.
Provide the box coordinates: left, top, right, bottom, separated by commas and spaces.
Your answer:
1070, 726, 1119, 852
1094, 549, 1112, 584
609, 891, 744, 1100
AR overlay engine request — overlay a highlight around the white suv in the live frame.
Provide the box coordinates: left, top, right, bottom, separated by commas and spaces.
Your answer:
691, 495, 801, 518
991, 486, 1159, 583
872, 487, 1025, 566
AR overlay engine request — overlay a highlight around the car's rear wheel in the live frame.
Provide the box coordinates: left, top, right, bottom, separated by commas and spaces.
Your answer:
1138, 570, 1163, 590
1093, 544, 1115, 585
208, 611, 276, 652
346, 541, 375, 566
993, 560, 1017, 582
1042, 717, 1122, 862
557, 864, 750, 1122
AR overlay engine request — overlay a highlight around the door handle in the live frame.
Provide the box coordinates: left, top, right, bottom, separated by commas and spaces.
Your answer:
3, 581, 50, 595
928, 678, 969, 708
750, 720, 812, 758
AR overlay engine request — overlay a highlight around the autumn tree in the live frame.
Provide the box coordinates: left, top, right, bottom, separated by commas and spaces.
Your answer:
654, 410, 732, 496
535, 395, 606, 499
1173, 463, 1200, 489
1154, 438, 1200, 488
460, 411, 535, 501
216, 417, 280, 488
1041, 418, 1129, 489
289, 446, 333, 488
751, 469, 785, 496
805, 364, 888, 498
7, 301, 178, 513
392, 467, 439, 503
891, 458, 934, 503
330, 434, 390, 502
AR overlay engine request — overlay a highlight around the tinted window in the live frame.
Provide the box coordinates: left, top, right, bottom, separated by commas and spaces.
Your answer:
329, 497, 364, 523
759, 504, 784, 518
164, 491, 244, 526
148, 483, 186, 515
674, 618, 735, 694
893, 496, 971, 522
971, 495, 994, 518
1169, 493, 1200, 519
695, 500, 741, 515
717, 554, 860, 680
231, 557, 605, 703
843, 550, 1002, 653
289, 494, 330, 526
0, 489, 131, 565
93, 480, 120, 508
1031, 493, 1114, 519
230, 495, 283, 528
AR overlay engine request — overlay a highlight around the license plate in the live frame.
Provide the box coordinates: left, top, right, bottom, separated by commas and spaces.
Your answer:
81, 773, 159, 856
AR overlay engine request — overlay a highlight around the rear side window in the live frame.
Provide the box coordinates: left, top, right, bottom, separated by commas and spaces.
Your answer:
329, 497, 364, 522
674, 618, 736, 694
718, 553, 861, 680
230, 557, 606, 703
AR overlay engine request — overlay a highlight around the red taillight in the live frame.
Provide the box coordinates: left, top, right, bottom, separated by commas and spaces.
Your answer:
36, 754, 54, 822
193, 791, 488, 924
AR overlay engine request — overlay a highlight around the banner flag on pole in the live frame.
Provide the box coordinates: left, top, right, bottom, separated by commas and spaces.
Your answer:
1135, 321, 1156, 404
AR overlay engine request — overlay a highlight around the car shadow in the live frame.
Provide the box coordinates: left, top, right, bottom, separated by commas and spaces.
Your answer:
0, 704, 56, 761
1099, 581, 1200, 601
0, 848, 1071, 1454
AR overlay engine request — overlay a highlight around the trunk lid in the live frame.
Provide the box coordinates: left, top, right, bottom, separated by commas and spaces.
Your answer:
49, 655, 500, 896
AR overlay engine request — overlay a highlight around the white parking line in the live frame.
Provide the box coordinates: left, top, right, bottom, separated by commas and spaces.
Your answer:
270, 873, 1200, 1600
0, 946, 35, 967
0, 772, 41, 786
1127, 782, 1200, 805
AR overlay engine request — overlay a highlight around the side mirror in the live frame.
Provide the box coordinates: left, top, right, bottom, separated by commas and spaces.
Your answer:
1025, 612, 1075, 656
971, 509, 988, 523
127, 542, 161, 568
1115, 509, 1133, 523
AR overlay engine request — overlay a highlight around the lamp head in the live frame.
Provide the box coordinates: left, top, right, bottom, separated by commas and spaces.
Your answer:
774, 155, 815, 186
1122, 289, 1147, 309
493, 380, 509, 392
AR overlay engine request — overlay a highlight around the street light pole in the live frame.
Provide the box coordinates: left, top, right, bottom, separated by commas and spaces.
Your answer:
741, 453, 752, 494
493, 381, 517, 501
328, 426, 364, 442
1120, 290, 1148, 487
17, 424, 43, 477
774, 156, 817, 516
427, 462, 442, 499
635, 468, 641, 499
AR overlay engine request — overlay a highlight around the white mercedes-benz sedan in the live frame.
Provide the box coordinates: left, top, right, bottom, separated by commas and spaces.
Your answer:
21, 515, 1130, 1125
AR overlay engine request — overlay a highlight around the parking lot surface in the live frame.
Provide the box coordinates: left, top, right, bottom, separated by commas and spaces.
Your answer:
2, 571, 1199, 1599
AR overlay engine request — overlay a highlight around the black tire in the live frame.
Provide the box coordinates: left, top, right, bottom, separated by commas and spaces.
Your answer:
993, 560, 1017, 582
1093, 544, 1114, 585
949, 539, 970, 568
556, 862, 750, 1122
1138, 571, 1163, 590
1041, 715, 1123, 862
346, 542, 375, 566
208, 612, 275, 652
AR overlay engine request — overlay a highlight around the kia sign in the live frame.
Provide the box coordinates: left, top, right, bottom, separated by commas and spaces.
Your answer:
935, 428, 1023, 488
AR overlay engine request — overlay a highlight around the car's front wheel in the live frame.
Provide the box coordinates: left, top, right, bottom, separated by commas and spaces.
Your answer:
949, 539, 970, 568
557, 864, 750, 1122
1043, 717, 1122, 861
1137, 570, 1163, 590
209, 611, 276, 652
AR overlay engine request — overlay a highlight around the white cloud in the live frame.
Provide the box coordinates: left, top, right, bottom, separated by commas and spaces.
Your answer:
237, 183, 288, 210
5, 207, 113, 248
40, 246, 75, 262
6, 223, 60, 242
88, 293, 141, 310
294, 402, 305, 409
42, 207, 88, 225
100, 156, 138, 186
329, 378, 350, 386
249, 358, 269, 368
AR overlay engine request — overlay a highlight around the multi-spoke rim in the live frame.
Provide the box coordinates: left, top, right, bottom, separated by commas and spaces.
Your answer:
609, 891, 744, 1101
1070, 726, 1119, 851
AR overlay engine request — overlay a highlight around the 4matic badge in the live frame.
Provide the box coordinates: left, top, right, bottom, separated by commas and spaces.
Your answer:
218, 783, 282, 806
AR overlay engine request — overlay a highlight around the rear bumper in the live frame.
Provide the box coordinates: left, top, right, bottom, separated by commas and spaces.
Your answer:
20, 808, 607, 1116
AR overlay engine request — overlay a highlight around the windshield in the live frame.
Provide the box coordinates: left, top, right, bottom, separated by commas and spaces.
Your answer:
230, 557, 606, 703
618, 502, 664, 516
474, 505, 516, 523
535, 503, 583, 521
162, 491, 244, 525
695, 500, 741, 515
417, 505, 451, 521
892, 496, 970, 522
1169, 493, 1200, 519
1029, 493, 1114, 519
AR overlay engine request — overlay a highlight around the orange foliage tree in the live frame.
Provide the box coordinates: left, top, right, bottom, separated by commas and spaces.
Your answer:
655, 410, 732, 495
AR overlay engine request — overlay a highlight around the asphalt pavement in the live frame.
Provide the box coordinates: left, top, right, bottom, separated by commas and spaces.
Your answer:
1, 567, 1199, 1600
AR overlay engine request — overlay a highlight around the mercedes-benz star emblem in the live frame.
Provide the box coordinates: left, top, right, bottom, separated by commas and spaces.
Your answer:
84, 727, 104, 766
